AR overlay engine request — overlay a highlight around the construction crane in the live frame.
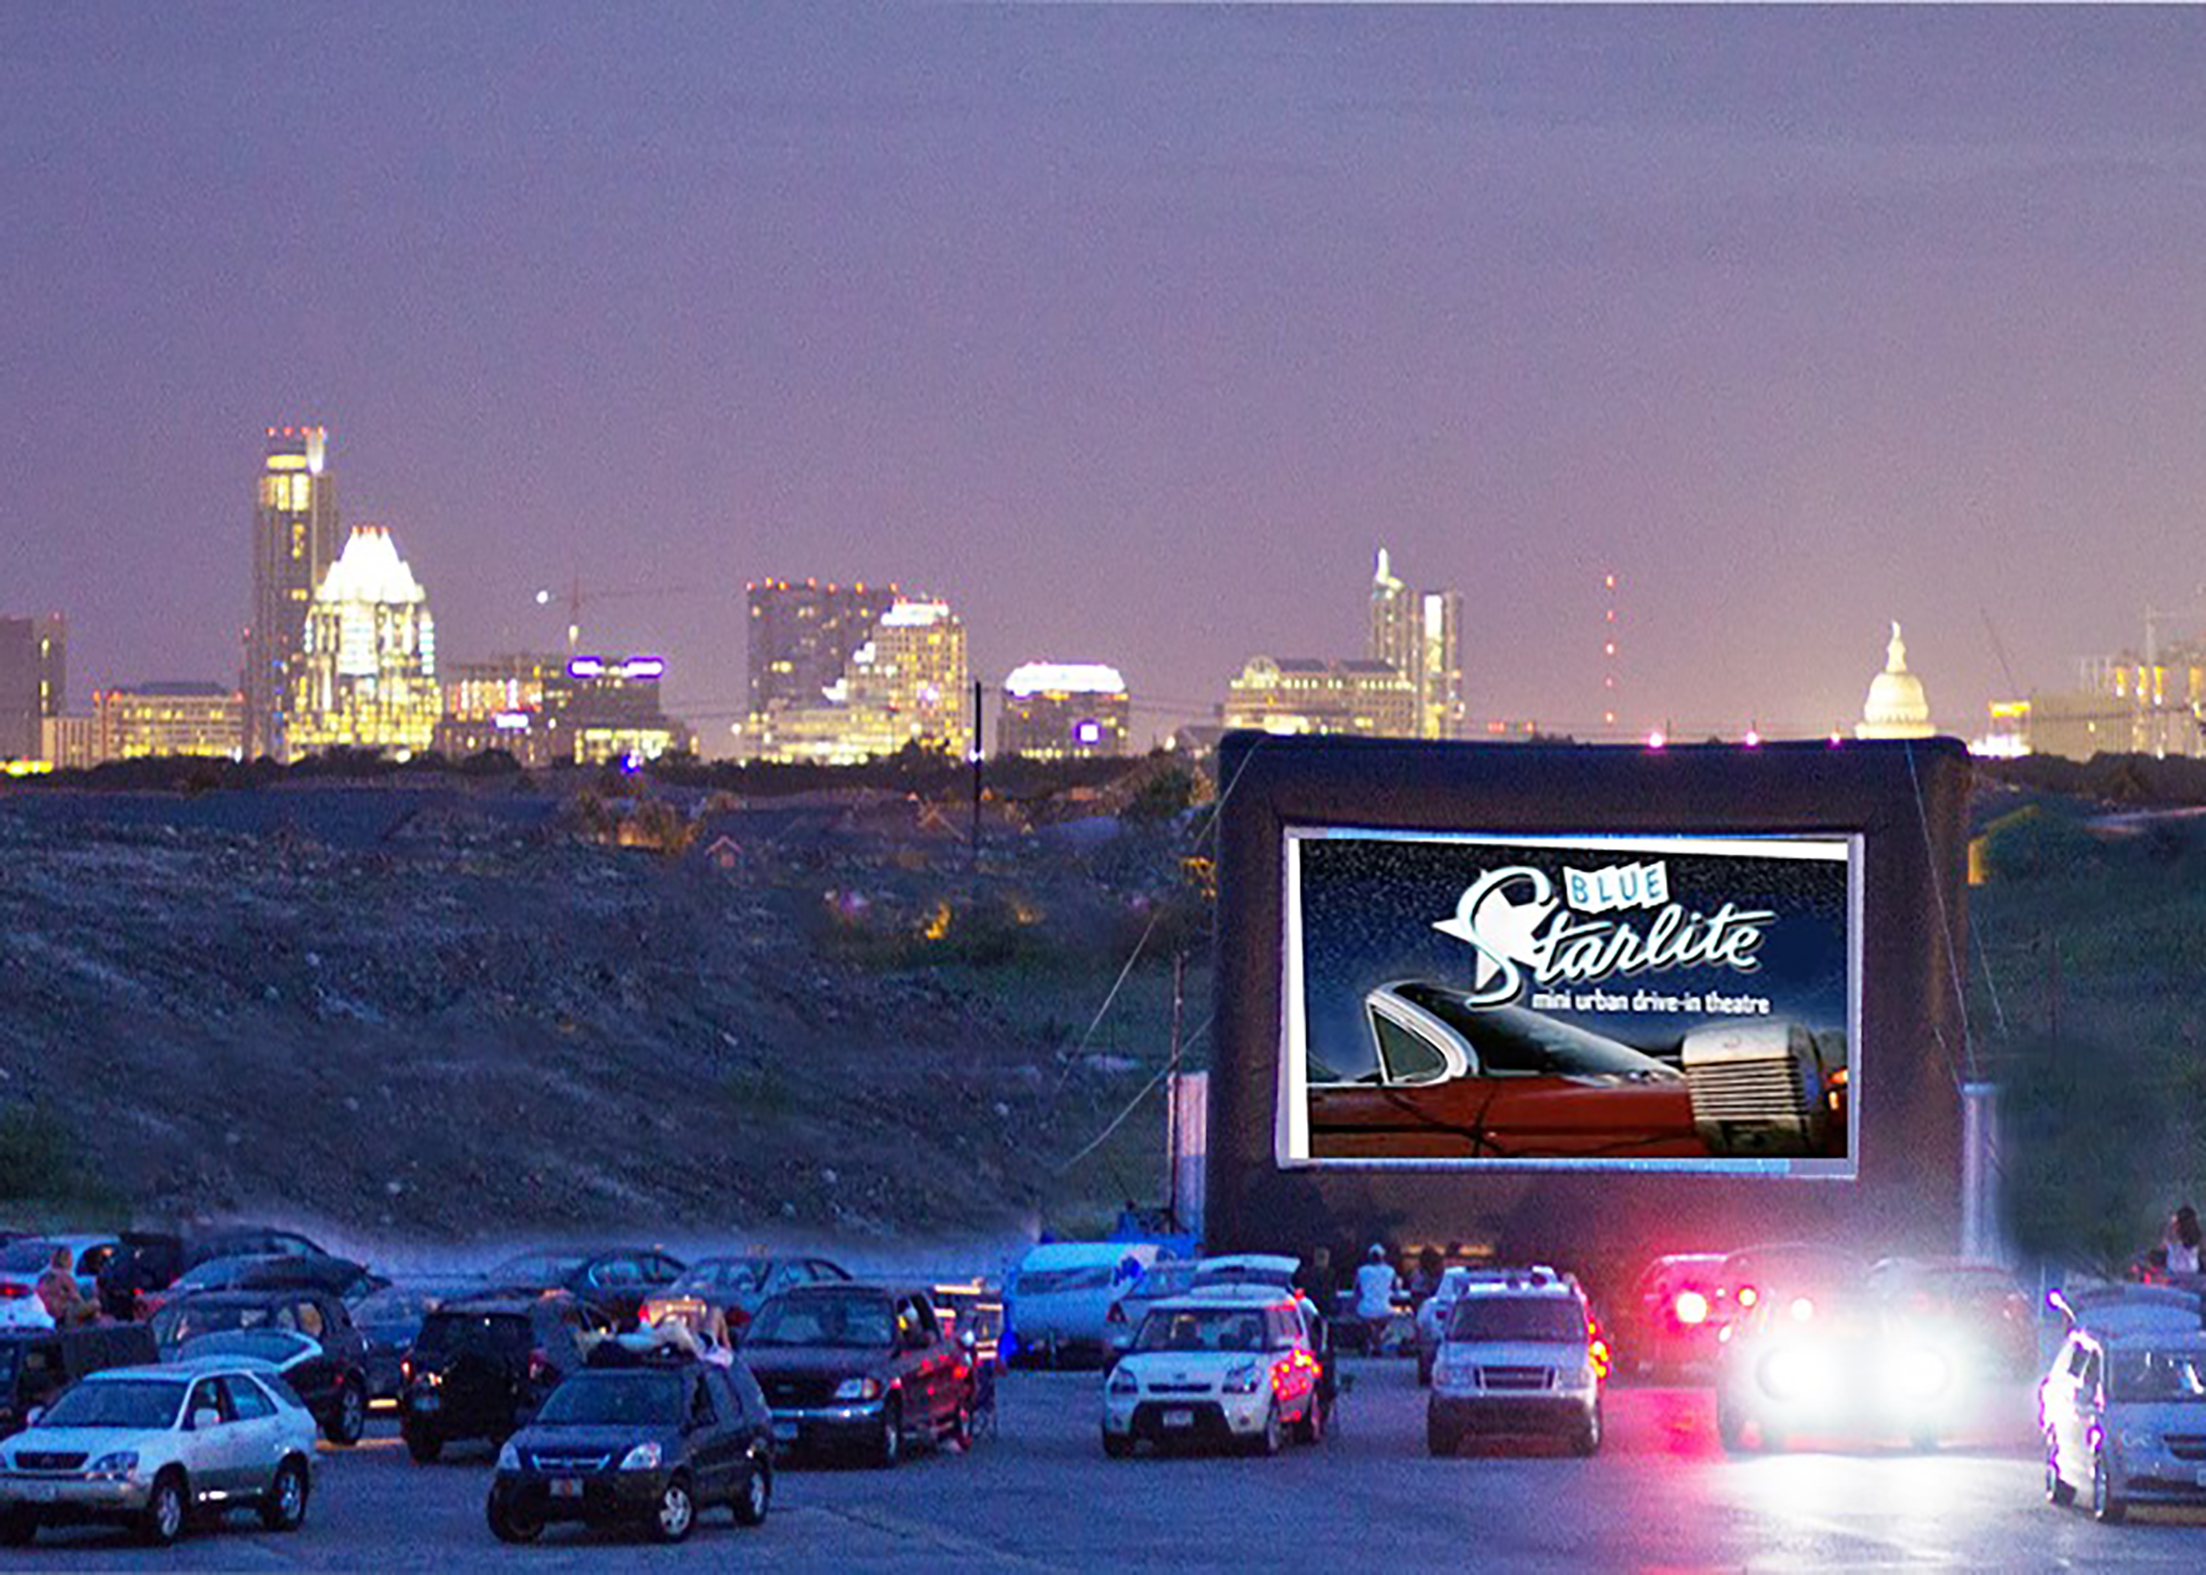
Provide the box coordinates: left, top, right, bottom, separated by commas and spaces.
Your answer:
534, 575, 702, 654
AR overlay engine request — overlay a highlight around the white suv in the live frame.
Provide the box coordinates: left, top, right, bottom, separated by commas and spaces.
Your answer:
0, 1357, 318, 1547
1102, 1291, 1323, 1457
1427, 1269, 1603, 1456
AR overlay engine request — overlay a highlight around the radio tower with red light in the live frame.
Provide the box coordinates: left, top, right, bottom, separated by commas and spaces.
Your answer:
1601, 570, 1621, 736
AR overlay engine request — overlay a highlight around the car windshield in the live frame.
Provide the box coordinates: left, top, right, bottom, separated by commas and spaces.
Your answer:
1133, 1308, 1277, 1354
154, 1303, 287, 1346
2110, 1349, 2206, 1402
535, 1373, 683, 1426
490, 1254, 586, 1286
0, 1241, 66, 1273
746, 1294, 896, 1348
42, 1379, 187, 1430
1393, 988, 1677, 1079
1447, 1297, 1586, 1343
672, 1261, 767, 1296
179, 1330, 309, 1365
413, 1311, 533, 1357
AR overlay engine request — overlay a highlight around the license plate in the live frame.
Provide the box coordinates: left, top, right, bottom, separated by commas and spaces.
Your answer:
17, 1483, 56, 1503
412, 1393, 441, 1413
550, 1478, 583, 1499
1162, 1408, 1194, 1428
773, 1418, 799, 1442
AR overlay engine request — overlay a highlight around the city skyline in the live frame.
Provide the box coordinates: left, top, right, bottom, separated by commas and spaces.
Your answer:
7, 8, 2206, 740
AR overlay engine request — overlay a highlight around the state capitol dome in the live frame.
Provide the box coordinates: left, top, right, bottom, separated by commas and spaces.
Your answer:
1856, 621, 1933, 740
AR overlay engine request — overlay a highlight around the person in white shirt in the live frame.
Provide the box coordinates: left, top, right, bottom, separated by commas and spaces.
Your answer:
1355, 1245, 1402, 1352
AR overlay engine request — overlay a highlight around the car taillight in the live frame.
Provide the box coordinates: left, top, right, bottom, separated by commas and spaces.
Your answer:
1105, 1302, 1127, 1325
1673, 1290, 1710, 1326
0, 1285, 27, 1300
401, 1358, 413, 1384
727, 1305, 751, 1329
1735, 1285, 1759, 1310
528, 1349, 555, 1385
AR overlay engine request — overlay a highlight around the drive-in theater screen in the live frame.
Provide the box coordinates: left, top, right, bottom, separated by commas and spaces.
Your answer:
1206, 734, 1971, 1266
1281, 830, 1857, 1174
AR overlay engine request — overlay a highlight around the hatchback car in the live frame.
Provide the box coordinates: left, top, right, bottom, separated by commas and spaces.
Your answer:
1102, 1292, 1323, 1457
1427, 1269, 1603, 1456
0, 1358, 317, 1547
2041, 1285, 2206, 1523
1622, 1253, 1729, 1378
487, 1344, 774, 1544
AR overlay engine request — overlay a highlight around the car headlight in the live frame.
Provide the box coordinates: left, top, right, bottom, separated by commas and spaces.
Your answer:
86, 1451, 138, 1480
1106, 1368, 1140, 1396
496, 1441, 520, 1472
619, 1441, 663, 1472
833, 1376, 884, 1403
1759, 1345, 1830, 1402
1222, 1363, 1263, 1395
1887, 1346, 1952, 1401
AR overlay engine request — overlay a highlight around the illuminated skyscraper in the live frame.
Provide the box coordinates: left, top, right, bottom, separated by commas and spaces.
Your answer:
0, 612, 65, 762
744, 579, 899, 752
1001, 663, 1131, 758
245, 425, 342, 759
1366, 548, 1462, 740
756, 596, 970, 763
287, 526, 440, 760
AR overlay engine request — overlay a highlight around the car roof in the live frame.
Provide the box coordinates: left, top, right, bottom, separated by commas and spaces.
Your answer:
1149, 1292, 1297, 1314
1195, 1254, 1299, 1275
433, 1293, 563, 1315
1459, 1277, 1581, 1301
1017, 1243, 1158, 1270
97, 1357, 253, 1378
162, 1287, 327, 1308
772, 1281, 911, 1300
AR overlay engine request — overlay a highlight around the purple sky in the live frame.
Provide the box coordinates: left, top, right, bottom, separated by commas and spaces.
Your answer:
6, 5, 2205, 745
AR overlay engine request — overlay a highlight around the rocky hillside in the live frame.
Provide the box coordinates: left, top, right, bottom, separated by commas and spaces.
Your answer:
0, 779, 1208, 1244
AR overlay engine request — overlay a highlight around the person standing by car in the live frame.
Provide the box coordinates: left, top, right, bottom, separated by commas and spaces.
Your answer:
2167, 1206, 2203, 1276
1356, 1245, 1402, 1353
35, 1248, 93, 1327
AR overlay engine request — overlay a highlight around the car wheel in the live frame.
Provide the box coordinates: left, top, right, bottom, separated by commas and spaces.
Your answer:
651, 1472, 697, 1544
1251, 1402, 1282, 1457
1573, 1403, 1603, 1457
325, 1379, 368, 1446
871, 1398, 903, 1468
1425, 1414, 1458, 1458
141, 1469, 188, 1547
258, 1458, 310, 1532
733, 1452, 772, 1527
2046, 1449, 2076, 1507
486, 1489, 543, 1544
1294, 1393, 1325, 1446
2091, 1451, 2127, 1524
0, 1509, 37, 1547
1102, 1427, 1134, 1459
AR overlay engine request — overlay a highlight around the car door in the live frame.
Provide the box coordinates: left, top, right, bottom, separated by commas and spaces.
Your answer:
181, 1376, 245, 1495
682, 1371, 735, 1504
2053, 1340, 2095, 1479
897, 1294, 950, 1429
223, 1372, 287, 1492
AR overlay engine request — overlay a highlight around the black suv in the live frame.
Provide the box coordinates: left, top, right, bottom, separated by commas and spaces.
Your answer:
487, 1346, 774, 1544
149, 1287, 371, 1444
401, 1293, 606, 1462
0, 1325, 159, 1437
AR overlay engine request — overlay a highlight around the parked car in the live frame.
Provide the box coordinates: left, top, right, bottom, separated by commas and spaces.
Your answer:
0, 1236, 122, 1313
927, 1278, 1006, 1369
1621, 1253, 1729, 1378
485, 1249, 688, 1330
399, 1292, 608, 1463
150, 1290, 369, 1444
1004, 1242, 1163, 1367
743, 1283, 975, 1465
171, 1327, 369, 1446
1427, 1267, 1604, 1456
354, 1277, 484, 1402
0, 1325, 160, 1438
1715, 1282, 1964, 1453
1711, 1243, 1869, 1330
155, 1253, 379, 1306
129, 1228, 335, 1322
1104, 1260, 1202, 1368
1870, 1257, 2038, 1380
639, 1256, 849, 1343
1102, 1289, 1324, 1457
2040, 1283, 2206, 1523
0, 1356, 318, 1547
486, 1341, 775, 1544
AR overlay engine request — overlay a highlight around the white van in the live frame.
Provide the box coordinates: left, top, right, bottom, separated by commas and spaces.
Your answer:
1005, 1243, 1163, 1367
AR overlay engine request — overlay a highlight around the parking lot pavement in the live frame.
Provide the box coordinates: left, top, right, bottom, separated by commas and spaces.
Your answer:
13, 1363, 2206, 1571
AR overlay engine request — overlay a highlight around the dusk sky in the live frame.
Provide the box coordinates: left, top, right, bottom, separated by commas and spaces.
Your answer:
6, 5, 2205, 744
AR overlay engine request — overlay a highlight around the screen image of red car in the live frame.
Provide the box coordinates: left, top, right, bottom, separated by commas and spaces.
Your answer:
1306, 982, 1846, 1162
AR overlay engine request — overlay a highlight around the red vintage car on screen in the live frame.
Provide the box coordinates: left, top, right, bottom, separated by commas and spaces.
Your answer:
1306, 982, 1847, 1162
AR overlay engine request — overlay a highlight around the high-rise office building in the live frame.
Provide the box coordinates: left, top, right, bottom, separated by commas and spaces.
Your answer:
1223, 656, 1416, 738
756, 595, 970, 763
1366, 547, 1462, 740
0, 613, 65, 762
744, 579, 899, 746
287, 525, 440, 760
93, 683, 246, 761
1001, 662, 1131, 758
245, 425, 342, 759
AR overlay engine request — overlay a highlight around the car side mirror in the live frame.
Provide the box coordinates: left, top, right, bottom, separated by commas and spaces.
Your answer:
23, 1407, 42, 1428
190, 1407, 222, 1432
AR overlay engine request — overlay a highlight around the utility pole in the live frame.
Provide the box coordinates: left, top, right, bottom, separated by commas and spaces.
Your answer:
1166, 951, 1185, 1232
969, 679, 984, 864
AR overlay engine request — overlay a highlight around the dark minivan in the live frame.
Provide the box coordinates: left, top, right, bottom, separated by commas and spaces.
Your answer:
0, 1324, 160, 1436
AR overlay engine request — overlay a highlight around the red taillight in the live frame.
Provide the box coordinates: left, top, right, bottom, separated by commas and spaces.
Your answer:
401, 1358, 413, 1384
528, 1348, 555, 1385
0, 1285, 28, 1300
1735, 1285, 1759, 1310
1673, 1290, 1710, 1326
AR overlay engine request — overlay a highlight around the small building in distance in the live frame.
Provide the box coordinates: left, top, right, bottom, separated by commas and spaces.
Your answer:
1000, 662, 1130, 758
0, 612, 66, 763
287, 525, 441, 761
93, 682, 245, 761
1223, 656, 1415, 738
1856, 622, 1934, 741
